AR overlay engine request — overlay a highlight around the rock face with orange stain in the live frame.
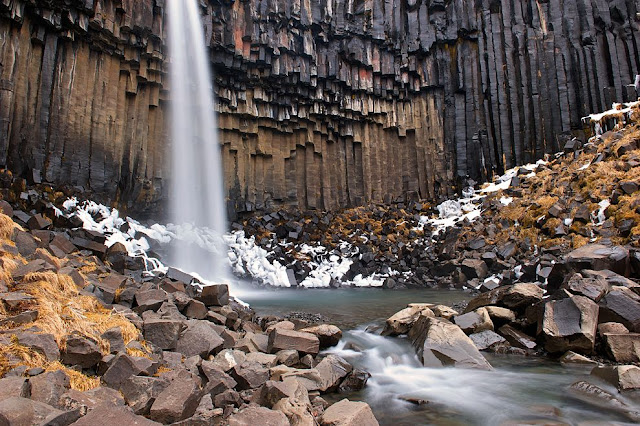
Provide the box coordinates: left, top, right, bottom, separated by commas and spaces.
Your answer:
1, 0, 638, 215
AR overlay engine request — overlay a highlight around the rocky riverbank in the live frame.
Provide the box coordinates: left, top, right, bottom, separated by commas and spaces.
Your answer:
0, 187, 379, 424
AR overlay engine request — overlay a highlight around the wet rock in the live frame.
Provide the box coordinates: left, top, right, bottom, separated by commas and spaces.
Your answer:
149, 375, 201, 423
559, 351, 597, 365
320, 398, 379, 426
566, 244, 629, 276
469, 330, 507, 351
315, 355, 352, 392
498, 325, 537, 350
176, 320, 224, 358
120, 376, 170, 415
267, 328, 320, 355
591, 365, 640, 391
334, 368, 368, 394
408, 316, 492, 370
227, 405, 289, 426
72, 405, 161, 425
300, 324, 342, 348
569, 381, 640, 421
0, 396, 81, 425
602, 333, 640, 363
539, 295, 599, 354
598, 287, 640, 332
61, 335, 102, 368
382, 304, 434, 336
454, 308, 494, 334
197, 284, 229, 307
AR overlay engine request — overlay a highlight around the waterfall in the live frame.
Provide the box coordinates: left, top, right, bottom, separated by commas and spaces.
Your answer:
167, 0, 229, 282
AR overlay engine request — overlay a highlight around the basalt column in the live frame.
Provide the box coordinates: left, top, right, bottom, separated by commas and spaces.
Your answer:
1, 0, 639, 215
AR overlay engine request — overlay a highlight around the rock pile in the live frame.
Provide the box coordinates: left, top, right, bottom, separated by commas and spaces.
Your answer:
0, 186, 378, 425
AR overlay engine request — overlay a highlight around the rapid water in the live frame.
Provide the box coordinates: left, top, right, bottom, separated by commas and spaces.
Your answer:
167, 0, 229, 282
248, 288, 640, 425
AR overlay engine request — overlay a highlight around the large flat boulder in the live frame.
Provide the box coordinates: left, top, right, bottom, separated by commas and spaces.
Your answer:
408, 316, 492, 370
319, 398, 379, 426
566, 244, 629, 276
267, 328, 319, 355
539, 295, 599, 354
0, 396, 81, 425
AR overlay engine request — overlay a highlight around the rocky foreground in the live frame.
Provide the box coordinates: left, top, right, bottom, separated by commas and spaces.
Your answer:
0, 184, 379, 424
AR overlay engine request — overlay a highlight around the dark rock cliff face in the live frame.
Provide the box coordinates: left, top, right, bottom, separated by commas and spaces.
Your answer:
1, 0, 639, 215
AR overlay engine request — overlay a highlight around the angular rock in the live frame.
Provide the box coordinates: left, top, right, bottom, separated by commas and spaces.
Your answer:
102, 353, 146, 389
101, 327, 126, 354
300, 324, 342, 348
603, 333, 640, 363
27, 213, 52, 230
320, 398, 379, 426
61, 335, 102, 368
561, 273, 609, 302
431, 305, 459, 320
559, 351, 597, 365
213, 389, 241, 408
484, 306, 516, 324
0, 396, 81, 425
275, 350, 299, 367
0, 376, 30, 401
592, 365, 640, 391
338, 369, 371, 393
184, 299, 208, 320
454, 308, 494, 334
214, 349, 247, 372
381, 305, 434, 336
120, 376, 170, 415
315, 355, 352, 392
15, 332, 60, 361
134, 289, 168, 313
598, 322, 629, 335
71, 405, 161, 425
29, 370, 70, 408
197, 284, 229, 307
566, 244, 629, 276
408, 316, 492, 370
539, 295, 599, 354
201, 361, 237, 395
231, 361, 269, 390
599, 287, 640, 332
460, 259, 489, 280
469, 330, 507, 351
227, 405, 289, 426
498, 325, 537, 350
267, 328, 319, 355
499, 284, 544, 310
143, 318, 183, 350
176, 320, 224, 358
149, 376, 201, 423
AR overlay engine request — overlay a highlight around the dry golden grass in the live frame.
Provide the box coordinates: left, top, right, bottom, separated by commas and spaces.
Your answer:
46, 361, 100, 391
0, 213, 17, 240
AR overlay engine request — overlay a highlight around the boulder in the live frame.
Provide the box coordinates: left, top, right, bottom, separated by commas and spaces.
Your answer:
134, 289, 168, 313
27, 213, 52, 230
319, 399, 379, 426
28, 370, 70, 408
271, 366, 324, 392
469, 330, 507, 351
101, 327, 126, 354
460, 259, 489, 280
275, 350, 299, 367
176, 320, 224, 358
60, 386, 125, 412
71, 405, 161, 425
184, 299, 208, 320
603, 333, 640, 363
213, 389, 241, 408
454, 308, 494, 334
539, 295, 599, 354
484, 306, 516, 324
149, 376, 201, 423
267, 328, 319, 355
61, 335, 102, 368
598, 322, 629, 335
497, 325, 537, 350
15, 332, 60, 361
120, 376, 170, 415
245, 352, 278, 367
227, 405, 289, 426
197, 284, 229, 307
408, 316, 492, 370
499, 284, 544, 310
599, 287, 640, 332
431, 305, 459, 320
591, 365, 640, 391
231, 361, 269, 390
0, 396, 81, 425
381, 305, 434, 336
214, 349, 247, 372
559, 351, 597, 365
0, 377, 30, 401
315, 355, 352, 392
338, 369, 371, 393
566, 244, 629, 276
300, 324, 342, 348
102, 353, 146, 389
200, 361, 237, 394
561, 273, 609, 302
143, 318, 183, 350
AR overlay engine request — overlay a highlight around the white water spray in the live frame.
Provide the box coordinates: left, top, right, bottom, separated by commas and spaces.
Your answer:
167, 0, 229, 282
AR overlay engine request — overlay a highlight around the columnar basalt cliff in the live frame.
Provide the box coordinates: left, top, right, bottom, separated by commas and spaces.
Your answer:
1, 0, 639, 215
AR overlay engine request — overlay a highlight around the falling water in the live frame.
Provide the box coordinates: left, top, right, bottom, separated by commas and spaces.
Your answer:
167, 0, 229, 282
